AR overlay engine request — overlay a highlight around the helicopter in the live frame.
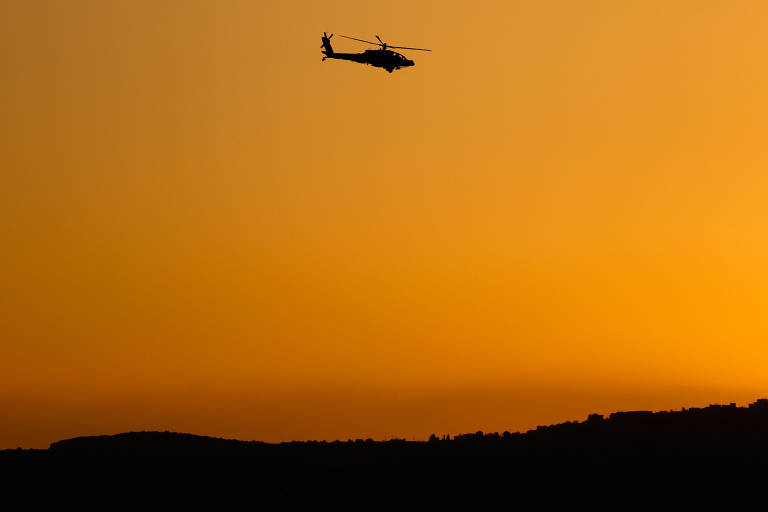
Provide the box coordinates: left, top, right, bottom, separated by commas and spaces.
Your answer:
321, 33, 431, 73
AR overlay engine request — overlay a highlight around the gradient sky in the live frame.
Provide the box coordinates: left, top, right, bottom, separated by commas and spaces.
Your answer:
2, 1, 768, 448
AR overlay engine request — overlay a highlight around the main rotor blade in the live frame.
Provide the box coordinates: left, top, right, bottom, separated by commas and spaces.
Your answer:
339, 35, 381, 46
388, 45, 432, 51
376, 35, 385, 45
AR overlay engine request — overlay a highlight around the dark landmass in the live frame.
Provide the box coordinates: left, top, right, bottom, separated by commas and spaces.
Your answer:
4, 399, 768, 509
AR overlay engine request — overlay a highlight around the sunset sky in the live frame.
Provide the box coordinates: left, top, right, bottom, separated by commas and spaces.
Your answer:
2, 1, 768, 449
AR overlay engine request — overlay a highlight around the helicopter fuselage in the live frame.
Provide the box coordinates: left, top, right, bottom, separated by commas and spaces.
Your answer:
323, 49, 414, 73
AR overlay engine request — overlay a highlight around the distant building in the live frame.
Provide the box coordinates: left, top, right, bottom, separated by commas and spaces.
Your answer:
609, 411, 654, 421
749, 399, 768, 409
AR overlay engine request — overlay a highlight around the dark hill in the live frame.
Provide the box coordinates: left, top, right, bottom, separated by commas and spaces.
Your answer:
4, 399, 768, 509
48, 431, 262, 457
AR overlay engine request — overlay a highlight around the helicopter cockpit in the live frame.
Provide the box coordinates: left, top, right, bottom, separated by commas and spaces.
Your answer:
393, 52, 414, 66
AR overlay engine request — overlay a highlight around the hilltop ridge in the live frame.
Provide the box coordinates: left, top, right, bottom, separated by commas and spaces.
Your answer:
4, 399, 768, 509
39, 397, 768, 452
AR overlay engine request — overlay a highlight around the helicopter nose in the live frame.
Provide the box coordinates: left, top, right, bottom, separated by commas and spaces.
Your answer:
407, 59, 415, 66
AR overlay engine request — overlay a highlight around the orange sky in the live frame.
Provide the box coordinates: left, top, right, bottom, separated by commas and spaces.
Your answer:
2, 1, 768, 448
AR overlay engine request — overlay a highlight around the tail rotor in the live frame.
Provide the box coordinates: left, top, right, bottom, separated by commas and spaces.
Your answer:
321, 32, 334, 61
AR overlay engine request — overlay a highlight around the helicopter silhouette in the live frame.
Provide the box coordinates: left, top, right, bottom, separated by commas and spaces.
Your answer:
321, 33, 431, 73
